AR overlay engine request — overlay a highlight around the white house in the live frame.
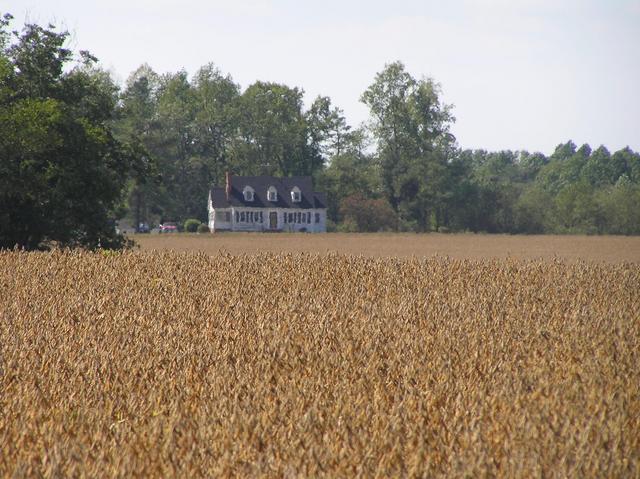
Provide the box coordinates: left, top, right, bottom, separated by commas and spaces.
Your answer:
208, 173, 327, 233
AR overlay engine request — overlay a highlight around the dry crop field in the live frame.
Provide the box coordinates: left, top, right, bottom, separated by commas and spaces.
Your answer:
134, 232, 640, 263
1, 249, 639, 477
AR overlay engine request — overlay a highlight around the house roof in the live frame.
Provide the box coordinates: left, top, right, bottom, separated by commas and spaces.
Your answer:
210, 175, 326, 209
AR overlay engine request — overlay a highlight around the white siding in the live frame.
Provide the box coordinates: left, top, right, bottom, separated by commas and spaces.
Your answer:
207, 204, 326, 233
209, 208, 232, 232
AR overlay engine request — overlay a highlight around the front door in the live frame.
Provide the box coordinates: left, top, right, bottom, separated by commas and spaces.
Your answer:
269, 211, 278, 230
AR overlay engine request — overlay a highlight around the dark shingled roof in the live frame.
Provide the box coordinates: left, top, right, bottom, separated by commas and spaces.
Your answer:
210, 175, 327, 209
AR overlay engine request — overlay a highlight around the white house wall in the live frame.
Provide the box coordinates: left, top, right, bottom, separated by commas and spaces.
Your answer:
208, 205, 326, 233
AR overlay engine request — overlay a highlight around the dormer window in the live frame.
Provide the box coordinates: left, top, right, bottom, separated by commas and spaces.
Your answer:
267, 186, 278, 202
243, 186, 255, 202
291, 186, 301, 203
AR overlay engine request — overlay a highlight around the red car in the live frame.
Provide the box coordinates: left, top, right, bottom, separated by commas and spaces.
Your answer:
159, 222, 178, 233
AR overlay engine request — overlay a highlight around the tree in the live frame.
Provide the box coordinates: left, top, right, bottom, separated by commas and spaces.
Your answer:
537, 141, 589, 194
0, 14, 145, 249
518, 150, 548, 181
116, 63, 241, 226
153, 71, 198, 221
361, 61, 456, 231
443, 150, 481, 232
595, 177, 640, 235
231, 81, 318, 177
513, 184, 554, 233
553, 180, 601, 233
614, 147, 640, 183
470, 150, 522, 233
191, 64, 240, 189
306, 95, 352, 162
582, 145, 624, 187
339, 193, 396, 232
116, 64, 161, 230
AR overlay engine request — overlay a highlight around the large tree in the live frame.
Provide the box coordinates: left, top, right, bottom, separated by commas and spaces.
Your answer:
361, 61, 456, 230
231, 82, 319, 177
116, 64, 161, 230
117, 63, 241, 225
191, 64, 240, 188
315, 127, 380, 223
0, 14, 146, 249
306, 95, 352, 162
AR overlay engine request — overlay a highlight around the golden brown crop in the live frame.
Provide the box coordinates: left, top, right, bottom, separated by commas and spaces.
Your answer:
1, 250, 639, 477
134, 232, 640, 263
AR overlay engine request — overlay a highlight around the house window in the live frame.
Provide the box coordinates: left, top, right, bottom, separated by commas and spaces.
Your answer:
315, 213, 320, 223
307, 212, 311, 224
240, 211, 246, 222
288, 212, 294, 223
267, 186, 278, 202
243, 186, 255, 202
284, 212, 288, 224
235, 211, 239, 222
291, 187, 301, 203
259, 212, 263, 222
215, 211, 226, 221
226, 212, 231, 222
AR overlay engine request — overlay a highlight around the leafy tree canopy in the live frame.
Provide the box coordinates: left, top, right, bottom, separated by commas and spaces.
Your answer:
0, 13, 148, 249
3, 12, 637, 239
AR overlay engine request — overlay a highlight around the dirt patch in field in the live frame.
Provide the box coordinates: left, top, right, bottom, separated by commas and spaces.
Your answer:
133, 232, 640, 263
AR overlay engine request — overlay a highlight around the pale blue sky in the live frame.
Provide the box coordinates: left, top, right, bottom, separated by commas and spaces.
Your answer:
5, 0, 640, 154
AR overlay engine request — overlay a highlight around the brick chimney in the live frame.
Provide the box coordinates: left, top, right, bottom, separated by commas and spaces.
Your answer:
225, 171, 231, 200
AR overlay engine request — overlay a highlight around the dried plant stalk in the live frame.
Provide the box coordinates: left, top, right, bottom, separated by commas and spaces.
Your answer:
1, 250, 638, 477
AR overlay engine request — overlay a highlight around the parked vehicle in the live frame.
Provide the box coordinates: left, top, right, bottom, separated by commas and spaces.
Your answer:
159, 222, 178, 233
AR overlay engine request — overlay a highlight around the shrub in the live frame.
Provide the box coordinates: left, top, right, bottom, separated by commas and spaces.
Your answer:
336, 219, 358, 233
184, 219, 201, 233
197, 223, 210, 234
339, 194, 397, 232
397, 218, 419, 232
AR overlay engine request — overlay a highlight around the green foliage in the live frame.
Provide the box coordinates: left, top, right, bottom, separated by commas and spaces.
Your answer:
513, 185, 554, 234
361, 61, 456, 231
115, 67, 329, 227
197, 223, 210, 233
594, 178, 640, 235
111, 56, 638, 236
339, 194, 397, 232
306, 95, 352, 161
451, 143, 640, 235
4, 18, 625, 241
316, 142, 381, 223
325, 218, 337, 232
231, 81, 317, 177
0, 15, 147, 250
184, 218, 201, 233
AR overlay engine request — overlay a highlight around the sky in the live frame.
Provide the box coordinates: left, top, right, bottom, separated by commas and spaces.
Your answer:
5, 0, 640, 154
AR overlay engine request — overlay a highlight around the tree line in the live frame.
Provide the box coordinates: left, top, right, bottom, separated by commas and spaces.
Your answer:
115, 60, 640, 236
2, 15, 639, 249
